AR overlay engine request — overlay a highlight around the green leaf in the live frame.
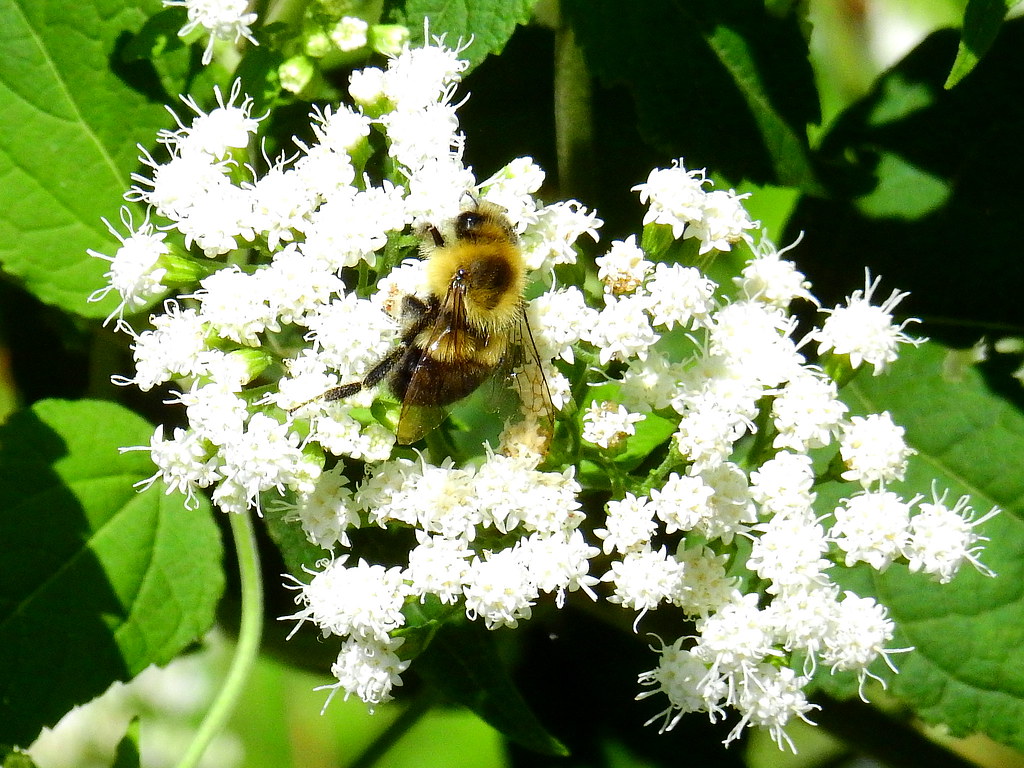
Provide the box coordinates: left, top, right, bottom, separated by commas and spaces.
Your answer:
415, 621, 568, 756
945, 0, 1020, 88
825, 342, 1024, 750
563, 0, 821, 190
398, 0, 538, 68
788, 21, 1024, 347
0, 749, 40, 768
263, 502, 327, 577
0, 399, 224, 748
0, 0, 172, 319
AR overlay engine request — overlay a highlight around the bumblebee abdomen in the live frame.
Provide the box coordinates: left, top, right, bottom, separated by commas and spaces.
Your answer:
390, 350, 494, 406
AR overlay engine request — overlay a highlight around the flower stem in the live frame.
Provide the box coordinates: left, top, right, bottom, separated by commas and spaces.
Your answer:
350, 692, 435, 768
175, 511, 263, 768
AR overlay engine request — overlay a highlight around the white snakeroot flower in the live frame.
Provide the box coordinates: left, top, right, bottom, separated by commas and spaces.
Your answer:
134, 424, 218, 510
582, 401, 646, 449
637, 638, 719, 733
176, 179, 256, 257
904, 487, 999, 583
528, 287, 596, 364
302, 292, 398, 379
727, 663, 817, 752
594, 493, 656, 555
288, 556, 408, 642
633, 159, 709, 238
674, 546, 739, 617
736, 235, 816, 308
170, 381, 248, 446
709, 301, 804, 388
771, 368, 848, 451
165, 0, 259, 66
245, 165, 321, 252
223, 413, 320, 507
618, 352, 683, 413
313, 415, 395, 462
811, 271, 924, 374
283, 466, 360, 550
767, 584, 843, 672
480, 156, 546, 220
128, 147, 232, 223
191, 266, 278, 346
381, 34, 468, 112
117, 302, 209, 391
319, 635, 409, 710
694, 593, 780, 675
162, 81, 260, 159
749, 452, 816, 519
473, 456, 582, 535
831, 490, 915, 570
839, 412, 915, 488
644, 262, 717, 330
698, 462, 758, 543
673, 401, 744, 473
406, 533, 472, 604
588, 293, 659, 365
819, 592, 908, 698
649, 472, 715, 535
308, 103, 373, 155
673, 352, 763, 430
301, 182, 407, 271
398, 460, 479, 540
596, 236, 652, 294
348, 66, 386, 106
603, 546, 685, 616
520, 200, 602, 271
263, 245, 344, 325
88, 209, 171, 324
383, 102, 463, 175
520, 530, 600, 607
749, 513, 831, 594
687, 188, 758, 255
463, 547, 538, 629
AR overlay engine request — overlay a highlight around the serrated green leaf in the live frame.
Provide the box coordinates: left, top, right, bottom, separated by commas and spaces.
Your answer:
563, 0, 820, 190
945, 0, 1019, 88
0, 399, 224, 748
415, 621, 568, 756
824, 342, 1024, 750
400, 0, 538, 68
0, 0, 172, 319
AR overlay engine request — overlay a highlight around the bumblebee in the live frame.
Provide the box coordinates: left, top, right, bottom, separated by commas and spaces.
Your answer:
316, 201, 553, 444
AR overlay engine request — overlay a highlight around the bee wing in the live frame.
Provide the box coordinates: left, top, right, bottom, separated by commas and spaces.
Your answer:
500, 302, 555, 437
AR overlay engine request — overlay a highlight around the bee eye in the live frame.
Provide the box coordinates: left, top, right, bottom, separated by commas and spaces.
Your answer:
455, 211, 485, 239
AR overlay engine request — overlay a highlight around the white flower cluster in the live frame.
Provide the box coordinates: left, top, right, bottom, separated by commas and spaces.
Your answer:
92, 35, 999, 752
284, 452, 595, 706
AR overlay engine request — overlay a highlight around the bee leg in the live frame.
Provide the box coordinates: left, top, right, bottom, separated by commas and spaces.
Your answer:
399, 294, 430, 324
424, 225, 446, 248
321, 343, 407, 404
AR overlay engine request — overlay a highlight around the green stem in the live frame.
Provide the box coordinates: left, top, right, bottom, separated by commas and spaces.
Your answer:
349, 693, 435, 768
553, 10, 594, 200
175, 511, 263, 768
